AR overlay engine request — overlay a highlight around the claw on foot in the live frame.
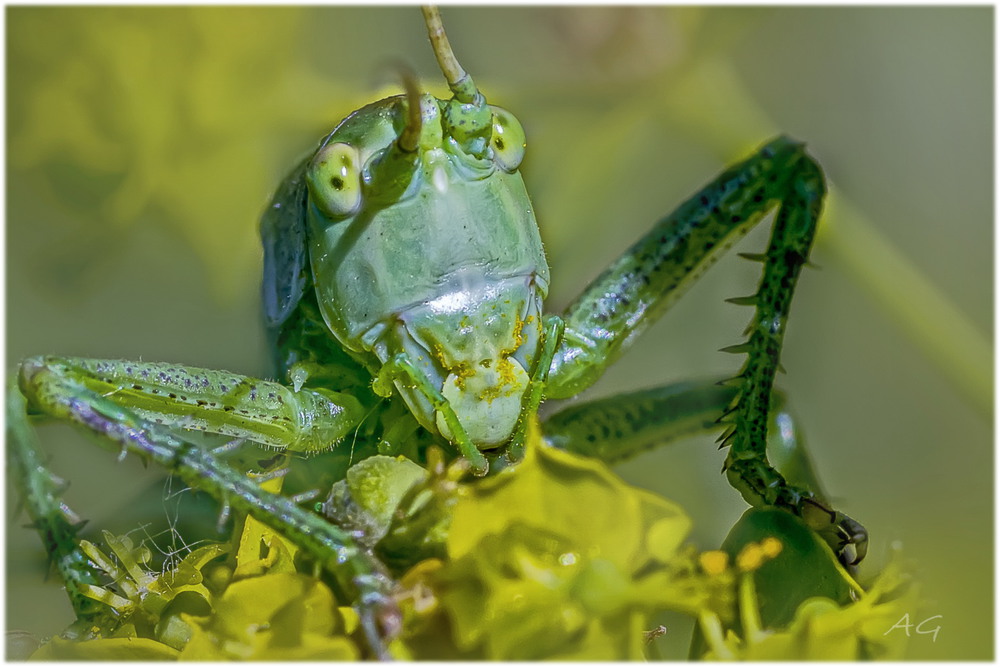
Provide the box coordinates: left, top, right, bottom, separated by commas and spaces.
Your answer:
798, 497, 867, 566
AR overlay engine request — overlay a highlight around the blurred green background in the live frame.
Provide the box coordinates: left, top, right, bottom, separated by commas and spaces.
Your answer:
6, 6, 992, 659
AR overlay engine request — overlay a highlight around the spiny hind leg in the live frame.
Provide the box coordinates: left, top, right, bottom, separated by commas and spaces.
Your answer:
546, 137, 814, 398
715, 154, 866, 565
542, 138, 865, 563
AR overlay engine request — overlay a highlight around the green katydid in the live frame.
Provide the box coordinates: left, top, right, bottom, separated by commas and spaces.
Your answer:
9, 5, 867, 658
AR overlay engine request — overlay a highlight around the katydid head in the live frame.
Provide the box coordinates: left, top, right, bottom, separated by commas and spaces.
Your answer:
305, 98, 526, 218
300, 7, 548, 461
304, 71, 526, 219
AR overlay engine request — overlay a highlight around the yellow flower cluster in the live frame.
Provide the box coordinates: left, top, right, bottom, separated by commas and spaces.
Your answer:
26, 428, 915, 661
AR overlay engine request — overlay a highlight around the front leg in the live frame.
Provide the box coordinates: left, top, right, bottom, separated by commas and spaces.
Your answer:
544, 137, 865, 563
14, 355, 396, 657
19, 356, 368, 454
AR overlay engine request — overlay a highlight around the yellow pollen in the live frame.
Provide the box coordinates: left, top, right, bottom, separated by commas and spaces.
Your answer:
699, 550, 729, 575
736, 544, 765, 572
760, 537, 783, 558
477, 356, 519, 402
511, 313, 534, 348
736, 538, 783, 572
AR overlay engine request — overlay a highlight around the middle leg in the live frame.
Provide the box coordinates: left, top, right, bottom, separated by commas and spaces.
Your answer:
541, 380, 825, 496
540, 379, 862, 561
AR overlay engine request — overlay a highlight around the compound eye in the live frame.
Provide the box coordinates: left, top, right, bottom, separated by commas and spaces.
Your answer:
490, 107, 526, 172
306, 142, 362, 218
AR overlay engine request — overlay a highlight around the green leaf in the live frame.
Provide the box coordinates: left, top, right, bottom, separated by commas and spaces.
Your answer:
721, 507, 857, 629
30, 636, 179, 661
178, 572, 358, 660
691, 508, 917, 660
448, 437, 691, 571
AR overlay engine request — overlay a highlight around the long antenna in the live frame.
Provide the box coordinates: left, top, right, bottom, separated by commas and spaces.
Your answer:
421, 5, 478, 104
